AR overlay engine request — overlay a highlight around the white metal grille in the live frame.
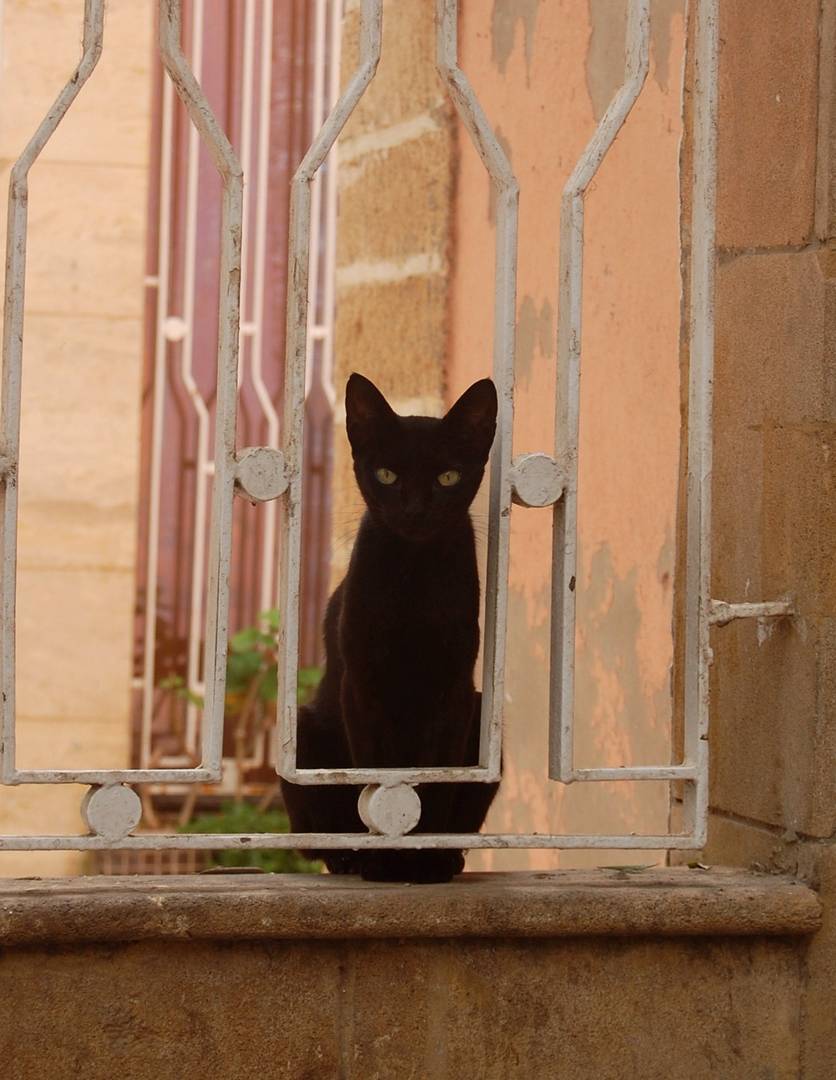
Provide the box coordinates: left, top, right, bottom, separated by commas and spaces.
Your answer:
134, 0, 340, 787
0, 0, 793, 855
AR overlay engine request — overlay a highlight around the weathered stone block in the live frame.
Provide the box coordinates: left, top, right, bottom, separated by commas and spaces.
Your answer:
0, 871, 816, 1080
17, 314, 141, 571
16, 568, 134, 721
0, 0, 153, 168
335, 273, 450, 395
709, 614, 833, 835
24, 162, 147, 318
341, 0, 446, 139
338, 127, 454, 267
717, 0, 819, 249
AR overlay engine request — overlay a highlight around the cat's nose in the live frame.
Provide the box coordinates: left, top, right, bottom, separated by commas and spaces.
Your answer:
403, 502, 426, 522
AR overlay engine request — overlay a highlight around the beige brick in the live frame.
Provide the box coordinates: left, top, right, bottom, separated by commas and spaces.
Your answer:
16, 568, 134, 721
717, 0, 819, 249
800, 842, 836, 1078
341, 0, 446, 139
15, 715, 130, 772
338, 129, 454, 267
700, 819, 836, 1080
17, 314, 141, 571
335, 274, 450, 395
816, 0, 836, 240
24, 161, 147, 318
715, 253, 831, 429
713, 254, 836, 614
0, 0, 153, 168
0, 778, 87, 878
0, 928, 805, 1079
709, 614, 830, 834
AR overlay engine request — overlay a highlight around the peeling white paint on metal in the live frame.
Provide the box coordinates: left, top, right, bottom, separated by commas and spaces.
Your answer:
0, 0, 742, 856
681, 0, 717, 847
0, 831, 699, 852
278, 0, 384, 786
1, 0, 106, 784
158, 0, 243, 778
358, 783, 423, 836
549, 0, 650, 784
436, 0, 518, 783
708, 599, 794, 628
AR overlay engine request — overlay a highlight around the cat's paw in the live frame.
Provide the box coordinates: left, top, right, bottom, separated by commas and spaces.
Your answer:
359, 851, 465, 884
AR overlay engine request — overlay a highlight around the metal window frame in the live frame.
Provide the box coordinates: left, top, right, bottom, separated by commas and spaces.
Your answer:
0, 0, 792, 855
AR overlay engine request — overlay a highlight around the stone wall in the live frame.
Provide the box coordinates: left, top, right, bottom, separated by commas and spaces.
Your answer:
0, 870, 821, 1080
0, 0, 152, 874
672, 2, 836, 1076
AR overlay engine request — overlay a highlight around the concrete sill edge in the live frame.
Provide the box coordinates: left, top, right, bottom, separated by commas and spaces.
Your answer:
0, 868, 821, 948
0, 859, 825, 946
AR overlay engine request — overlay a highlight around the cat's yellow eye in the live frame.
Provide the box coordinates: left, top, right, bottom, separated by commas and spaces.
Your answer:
438, 469, 461, 487
375, 467, 398, 485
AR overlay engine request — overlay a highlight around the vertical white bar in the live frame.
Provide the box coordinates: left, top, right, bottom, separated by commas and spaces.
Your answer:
237, 0, 256, 391
435, 0, 518, 781
181, 0, 210, 757
0, 0, 105, 782
250, 0, 281, 619
158, 0, 244, 776
683, 0, 719, 844
305, 0, 328, 400
549, 0, 650, 781
321, 0, 343, 407
141, 71, 175, 768
278, 0, 383, 780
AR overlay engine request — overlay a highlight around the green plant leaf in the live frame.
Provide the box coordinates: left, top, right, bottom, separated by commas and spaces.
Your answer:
259, 665, 278, 703
179, 799, 321, 874
227, 649, 262, 691
260, 607, 281, 631
230, 627, 273, 654
297, 665, 322, 705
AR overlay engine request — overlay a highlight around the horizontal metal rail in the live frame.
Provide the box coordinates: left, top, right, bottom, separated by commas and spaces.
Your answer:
0, 832, 698, 851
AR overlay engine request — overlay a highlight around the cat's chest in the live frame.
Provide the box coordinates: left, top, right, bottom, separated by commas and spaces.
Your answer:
345, 547, 477, 633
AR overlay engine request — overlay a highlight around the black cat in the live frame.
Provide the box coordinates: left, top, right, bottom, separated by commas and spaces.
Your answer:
280, 373, 500, 883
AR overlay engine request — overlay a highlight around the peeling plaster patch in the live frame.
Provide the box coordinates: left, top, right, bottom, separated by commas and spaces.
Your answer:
586, 0, 684, 119
650, 0, 684, 93
586, 0, 628, 122
575, 542, 669, 767
517, 295, 555, 383
470, 582, 559, 871
491, 0, 540, 81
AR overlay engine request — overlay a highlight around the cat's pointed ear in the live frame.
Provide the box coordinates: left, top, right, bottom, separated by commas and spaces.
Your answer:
345, 373, 396, 450
443, 378, 497, 460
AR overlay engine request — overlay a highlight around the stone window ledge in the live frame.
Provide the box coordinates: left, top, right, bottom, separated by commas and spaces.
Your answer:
0, 868, 821, 947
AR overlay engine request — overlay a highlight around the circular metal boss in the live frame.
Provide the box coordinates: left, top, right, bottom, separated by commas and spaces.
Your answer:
82, 784, 142, 841
510, 452, 565, 508
358, 783, 422, 837
235, 446, 288, 503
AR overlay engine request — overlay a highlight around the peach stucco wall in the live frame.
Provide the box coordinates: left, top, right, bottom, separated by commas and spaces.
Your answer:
450, 0, 686, 868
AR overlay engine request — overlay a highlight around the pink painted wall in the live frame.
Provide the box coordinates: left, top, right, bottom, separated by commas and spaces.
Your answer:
449, 0, 686, 868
